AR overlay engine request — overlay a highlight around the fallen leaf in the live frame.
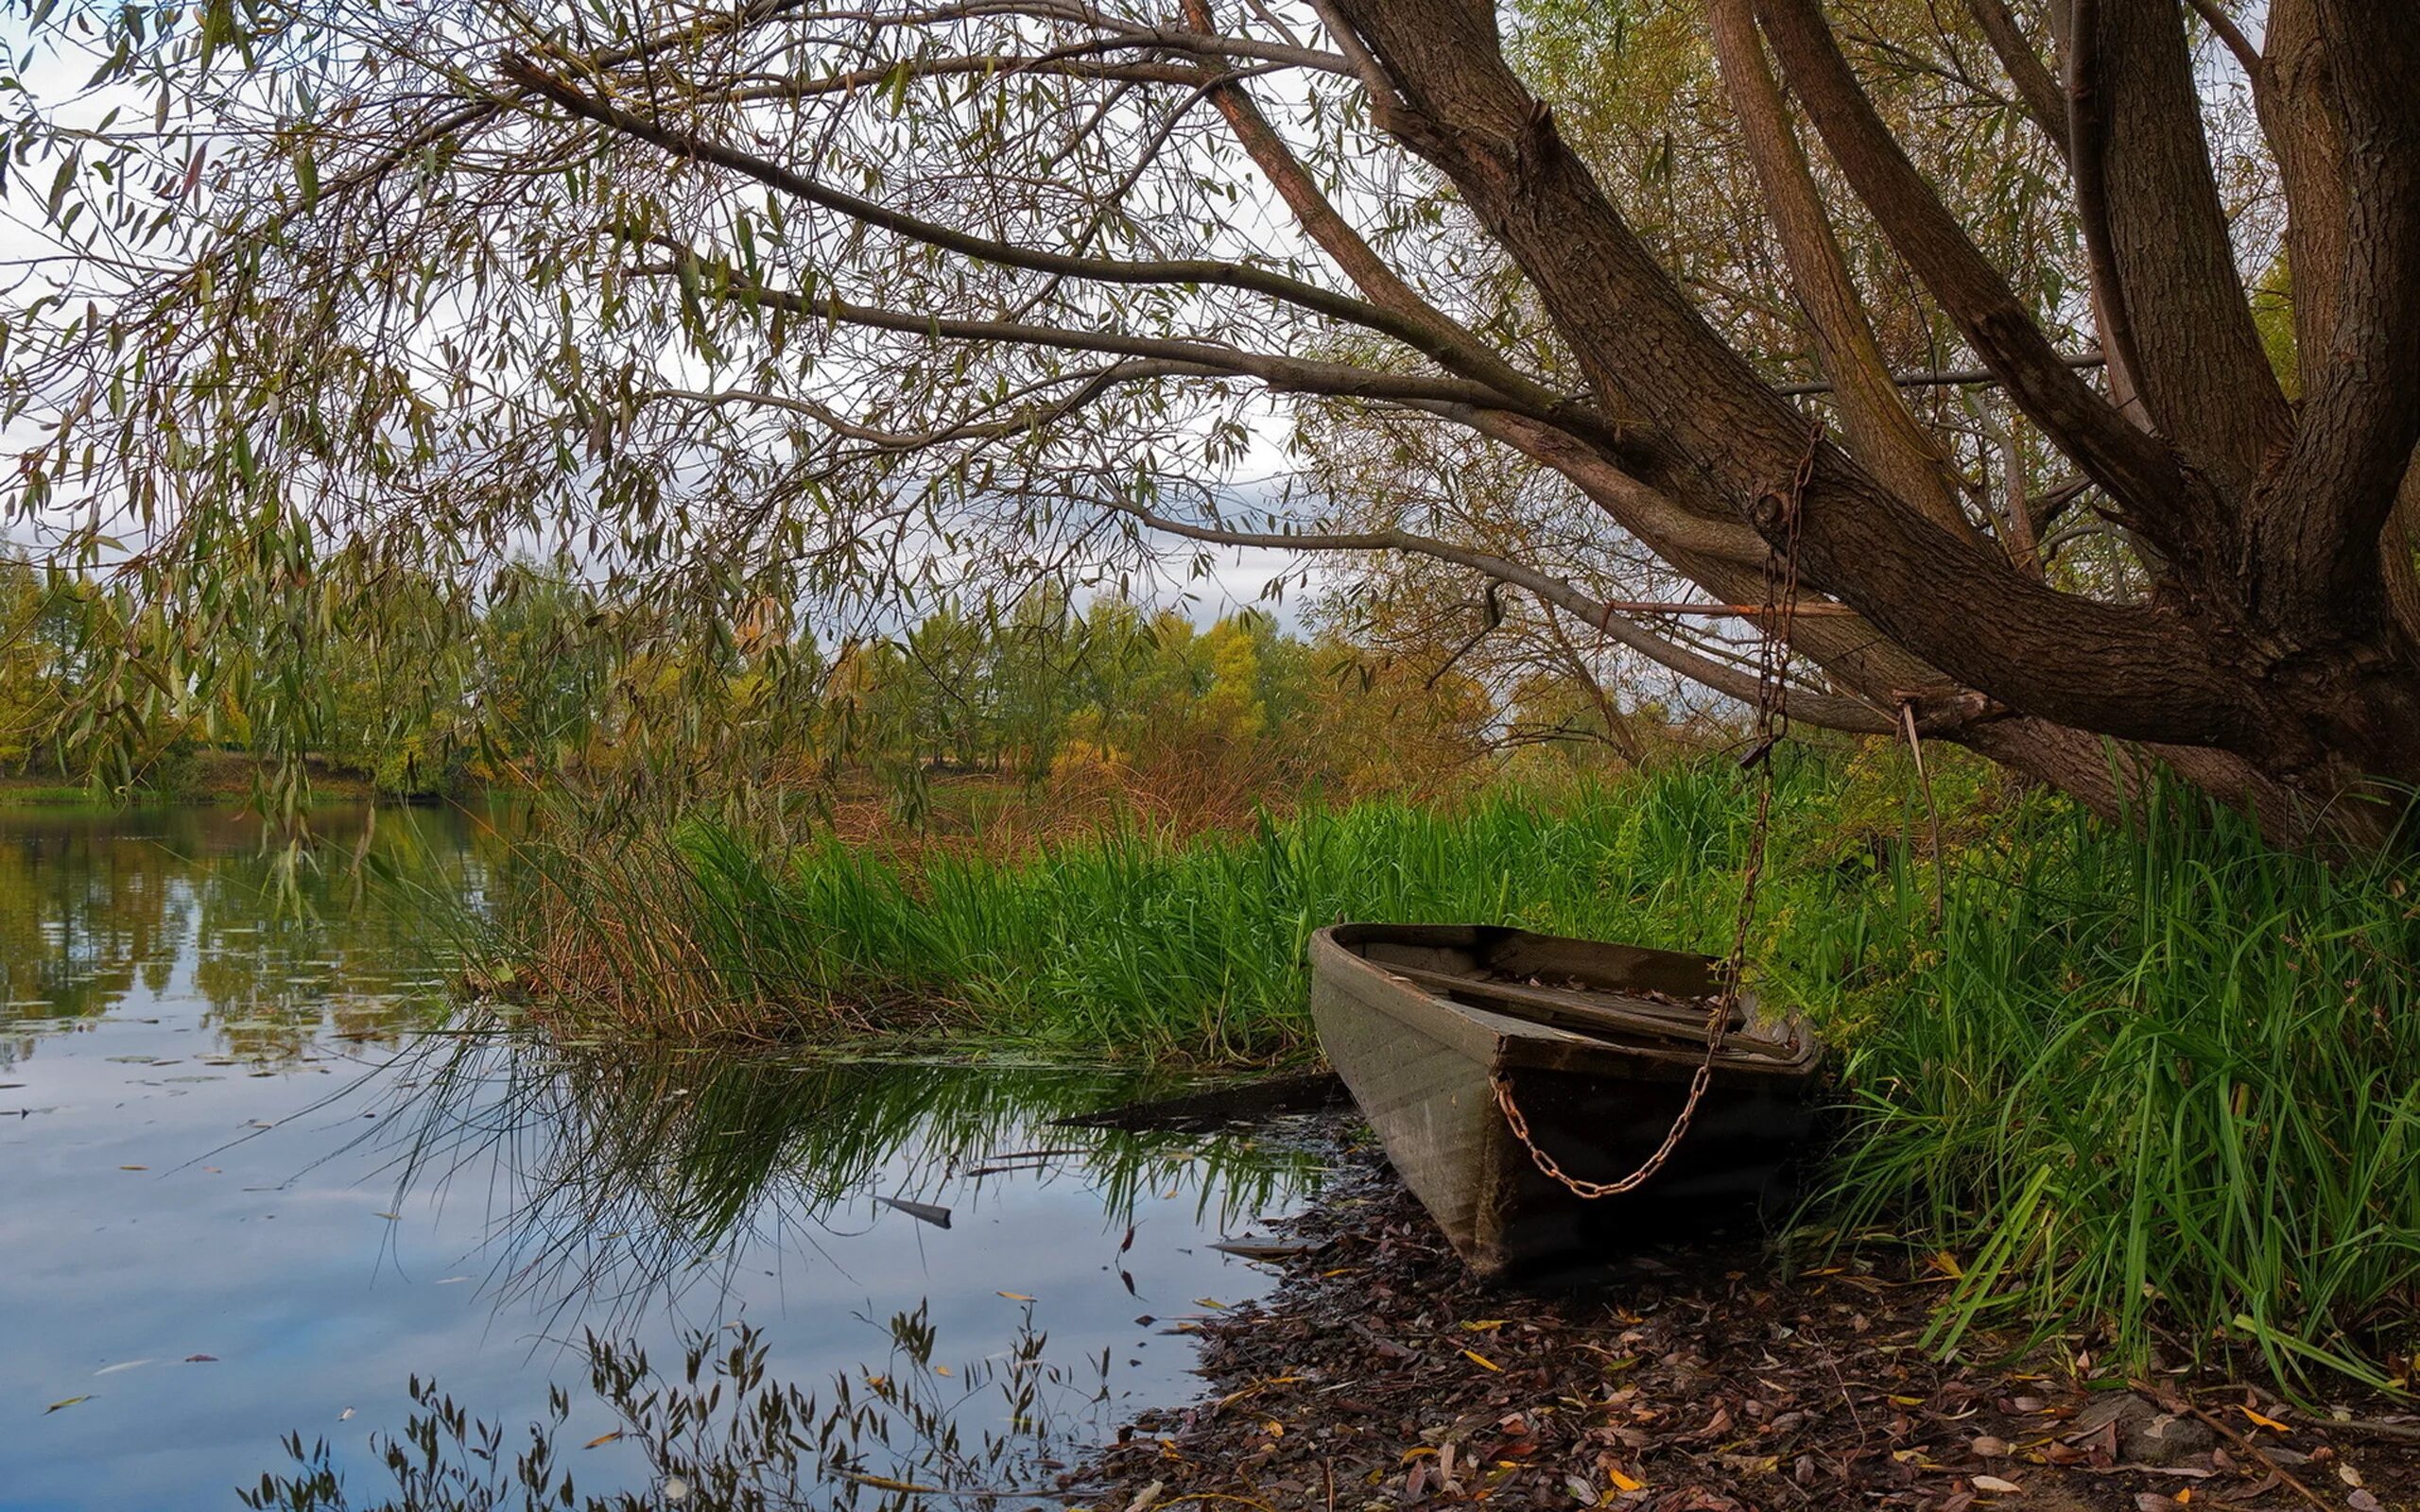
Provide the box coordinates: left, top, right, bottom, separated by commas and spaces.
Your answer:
582, 1430, 623, 1449
932, 1366, 952, 1377
1970, 1435, 2009, 1458
1972, 1474, 2021, 1494
1461, 1348, 1503, 1372
338, 1406, 355, 1421
44, 1396, 92, 1414
997, 1291, 1036, 1301
184, 1354, 216, 1363
2347, 1490, 2384, 1512
1192, 1297, 1226, 1310
119, 1165, 147, 1172
372, 1211, 401, 1221
1607, 1466, 1645, 1493
2238, 1404, 2290, 1433
93, 1359, 154, 1376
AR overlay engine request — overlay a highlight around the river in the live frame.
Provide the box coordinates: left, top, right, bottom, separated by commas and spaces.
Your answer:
0, 805, 1326, 1509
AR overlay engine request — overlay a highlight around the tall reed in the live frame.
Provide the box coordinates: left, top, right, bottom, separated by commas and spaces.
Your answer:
1823, 783, 2420, 1387
494, 758, 1852, 1058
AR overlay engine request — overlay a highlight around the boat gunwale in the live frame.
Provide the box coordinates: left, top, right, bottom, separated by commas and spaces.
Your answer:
1309, 925, 1823, 1081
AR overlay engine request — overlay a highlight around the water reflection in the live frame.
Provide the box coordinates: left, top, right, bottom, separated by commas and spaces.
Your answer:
396, 1036, 1327, 1336
0, 807, 1324, 1512
0, 804, 501, 1062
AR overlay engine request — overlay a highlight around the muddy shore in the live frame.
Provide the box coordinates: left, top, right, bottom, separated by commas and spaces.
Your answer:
1081, 1125, 2420, 1512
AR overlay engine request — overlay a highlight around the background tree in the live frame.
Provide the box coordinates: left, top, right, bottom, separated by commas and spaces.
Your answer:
0, 0, 2411, 837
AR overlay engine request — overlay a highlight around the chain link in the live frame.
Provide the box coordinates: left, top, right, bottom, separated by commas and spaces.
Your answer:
1493, 421, 1821, 1199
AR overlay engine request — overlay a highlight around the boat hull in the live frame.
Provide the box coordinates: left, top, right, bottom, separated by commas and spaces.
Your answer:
1309, 923, 1823, 1280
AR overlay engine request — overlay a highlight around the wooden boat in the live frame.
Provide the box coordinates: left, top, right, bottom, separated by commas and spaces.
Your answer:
1309, 923, 1824, 1280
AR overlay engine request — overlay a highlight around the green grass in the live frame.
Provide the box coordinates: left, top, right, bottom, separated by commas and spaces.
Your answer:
494, 752, 2420, 1386
499, 754, 1911, 1058
0, 779, 102, 806
1824, 782, 2420, 1389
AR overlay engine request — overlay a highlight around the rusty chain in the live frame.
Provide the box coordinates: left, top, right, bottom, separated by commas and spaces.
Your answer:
1491, 421, 1821, 1199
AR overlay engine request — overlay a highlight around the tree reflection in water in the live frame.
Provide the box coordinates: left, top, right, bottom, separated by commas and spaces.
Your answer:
388, 1025, 1328, 1334
245, 1313, 1102, 1512
0, 803, 501, 1067
267, 1027, 1334, 1508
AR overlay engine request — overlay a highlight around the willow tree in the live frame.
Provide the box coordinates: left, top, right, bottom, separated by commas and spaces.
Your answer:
0, 0, 2411, 833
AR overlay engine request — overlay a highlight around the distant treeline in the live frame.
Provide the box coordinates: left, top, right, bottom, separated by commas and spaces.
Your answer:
1, 556, 1657, 805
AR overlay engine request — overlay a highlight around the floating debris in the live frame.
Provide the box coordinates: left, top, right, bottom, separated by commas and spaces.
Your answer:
874, 1195, 953, 1229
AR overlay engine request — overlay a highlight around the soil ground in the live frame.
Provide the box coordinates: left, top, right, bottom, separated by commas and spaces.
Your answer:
1083, 1128, 2420, 1512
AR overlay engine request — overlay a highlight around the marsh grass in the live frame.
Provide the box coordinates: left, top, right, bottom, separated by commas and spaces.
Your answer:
487, 753, 2420, 1383
493, 754, 1892, 1058
1824, 784, 2420, 1389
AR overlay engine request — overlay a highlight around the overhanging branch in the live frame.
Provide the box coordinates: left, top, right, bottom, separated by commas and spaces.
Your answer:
1097, 495, 1902, 733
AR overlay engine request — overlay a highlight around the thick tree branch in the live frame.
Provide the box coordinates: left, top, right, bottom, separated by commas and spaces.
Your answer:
1098, 496, 1903, 733
2070, 0, 2290, 492
1749, 0, 2191, 541
1963, 0, 2069, 152
2255, 0, 2347, 371
1709, 0, 1967, 530
2246, 0, 2420, 639
2182, 0, 2260, 76
1455, 409, 1773, 568
1179, 2, 1445, 335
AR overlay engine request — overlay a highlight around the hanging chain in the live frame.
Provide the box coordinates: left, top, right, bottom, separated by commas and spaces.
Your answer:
1493, 421, 1821, 1200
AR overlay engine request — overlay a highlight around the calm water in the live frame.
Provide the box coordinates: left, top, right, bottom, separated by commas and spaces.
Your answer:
0, 807, 1324, 1509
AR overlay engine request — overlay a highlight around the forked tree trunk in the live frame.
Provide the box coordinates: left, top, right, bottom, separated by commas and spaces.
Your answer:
1311, 0, 2420, 841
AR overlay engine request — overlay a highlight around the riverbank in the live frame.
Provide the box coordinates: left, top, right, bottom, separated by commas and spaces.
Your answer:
481, 756, 2420, 1385
1089, 1136, 2420, 1512
0, 752, 389, 808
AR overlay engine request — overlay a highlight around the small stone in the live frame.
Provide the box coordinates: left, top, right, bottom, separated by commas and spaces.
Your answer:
2122, 1410, 2215, 1466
